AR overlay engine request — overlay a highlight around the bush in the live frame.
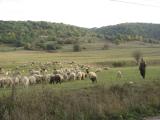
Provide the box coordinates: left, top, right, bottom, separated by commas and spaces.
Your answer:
102, 44, 109, 50
45, 43, 61, 50
112, 61, 126, 67
24, 43, 32, 50
132, 50, 142, 64
64, 39, 75, 44
88, 39, 92, 43
73, 44, 81, 52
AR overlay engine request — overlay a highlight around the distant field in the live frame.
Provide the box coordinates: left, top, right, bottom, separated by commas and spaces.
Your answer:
0, 46, 160, 68
0, 44, 160, 91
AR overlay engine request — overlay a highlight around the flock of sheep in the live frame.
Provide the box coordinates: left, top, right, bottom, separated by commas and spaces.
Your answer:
0, 61, 122, 88
0, 61, 104, 88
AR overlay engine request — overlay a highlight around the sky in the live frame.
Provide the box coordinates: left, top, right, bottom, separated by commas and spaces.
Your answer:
0, 0, 160, 28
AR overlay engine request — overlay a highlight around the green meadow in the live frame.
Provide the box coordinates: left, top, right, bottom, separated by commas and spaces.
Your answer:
0, 44, 160, 120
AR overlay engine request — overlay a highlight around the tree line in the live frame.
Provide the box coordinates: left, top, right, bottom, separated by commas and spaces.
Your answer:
92, 23, 160, 44
0, 21, 160, 51
0, 21, 99, 50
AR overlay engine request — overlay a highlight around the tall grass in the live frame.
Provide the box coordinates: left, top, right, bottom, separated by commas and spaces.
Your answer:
0, 80, 160, 120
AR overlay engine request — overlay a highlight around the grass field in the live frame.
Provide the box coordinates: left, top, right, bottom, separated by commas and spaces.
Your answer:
0, 45, 160, 68
0, 45, 160, 93
0, 43, 160, 120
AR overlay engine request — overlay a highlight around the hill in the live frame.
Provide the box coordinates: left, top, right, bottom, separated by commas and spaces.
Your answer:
0, 21, 100, 50
93, 23, 160, 44
0, 21, 160, 51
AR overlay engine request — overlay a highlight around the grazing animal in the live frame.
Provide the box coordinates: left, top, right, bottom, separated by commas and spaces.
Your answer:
88, 72, 97, 83
20, 76, 30, 87
76, 71, 83, 80
103, 67, 110, 70
29, 70, 40, 75
116, 70, 122, 79
81, 72, 86, 80
86, 69, 97, 83
95, 68, 102, 73
50, 74, 63, 84
69, 72, 76, 80
33, 74, 44, 83
28, 76, 36, 85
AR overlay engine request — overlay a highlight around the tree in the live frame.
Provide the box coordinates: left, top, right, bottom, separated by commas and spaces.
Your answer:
73, 44, 81, 52
102, 44, 109, 50
45, 43, 57, 50
132, 50, 142, 64
24, 43, 32, 50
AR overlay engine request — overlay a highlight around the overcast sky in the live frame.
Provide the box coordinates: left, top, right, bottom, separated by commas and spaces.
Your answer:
0, 0, 160, 28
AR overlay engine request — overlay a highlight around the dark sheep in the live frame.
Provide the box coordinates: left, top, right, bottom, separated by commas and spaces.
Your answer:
49, 74, 63, 84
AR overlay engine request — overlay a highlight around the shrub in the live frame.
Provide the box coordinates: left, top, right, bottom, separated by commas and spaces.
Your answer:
64, 39, 75, 44
0, 80, 160, 120
24, 43, 32, 50
112, 61, 126, 67
102, 44, 109, 50
45, 43, 61, 50
132, 50, 142, 64
88, 39, 92, 43
73, 44, 81, 52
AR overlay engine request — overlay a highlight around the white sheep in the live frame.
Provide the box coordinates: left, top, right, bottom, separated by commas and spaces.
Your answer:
14, 76, 20, 86
20, 76, 30, 87
63, 73, 69, 81
33, 74, 44, 83
116, 70, 122, 79
103, 67, 111, 70
28, 75, 37, 85
29, 69, 41, 75
76, 71, 83, 80
95, 68, 102, 73
81, 72, 86, 80
88, 72, 97, 83
44, 74, 52, 82
69, 72, 76, 80
0, 76, 12, 88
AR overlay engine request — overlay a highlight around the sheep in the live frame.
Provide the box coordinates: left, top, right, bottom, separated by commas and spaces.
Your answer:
29, 69, 41, 75
44, 74, 52, 83
95, 68, 102, 73
88, 72, 97, 83
0, 67, 5, 74
81, 72, 86, 80
0, 77, 13, 88
63, 73, 69, 81
33, 74, 44, 84
86, 68, 97, 83
103, 67, 111, 70
14, 76, 20, 86
50, 74, 63, 84
53, 69, 62, 74
20, 76, 30, 87
129, 81, 134, 84
28, 75, 37, 85
116, 70, 122, 79
76, 71, 83, 80
68, 72, 76, 80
